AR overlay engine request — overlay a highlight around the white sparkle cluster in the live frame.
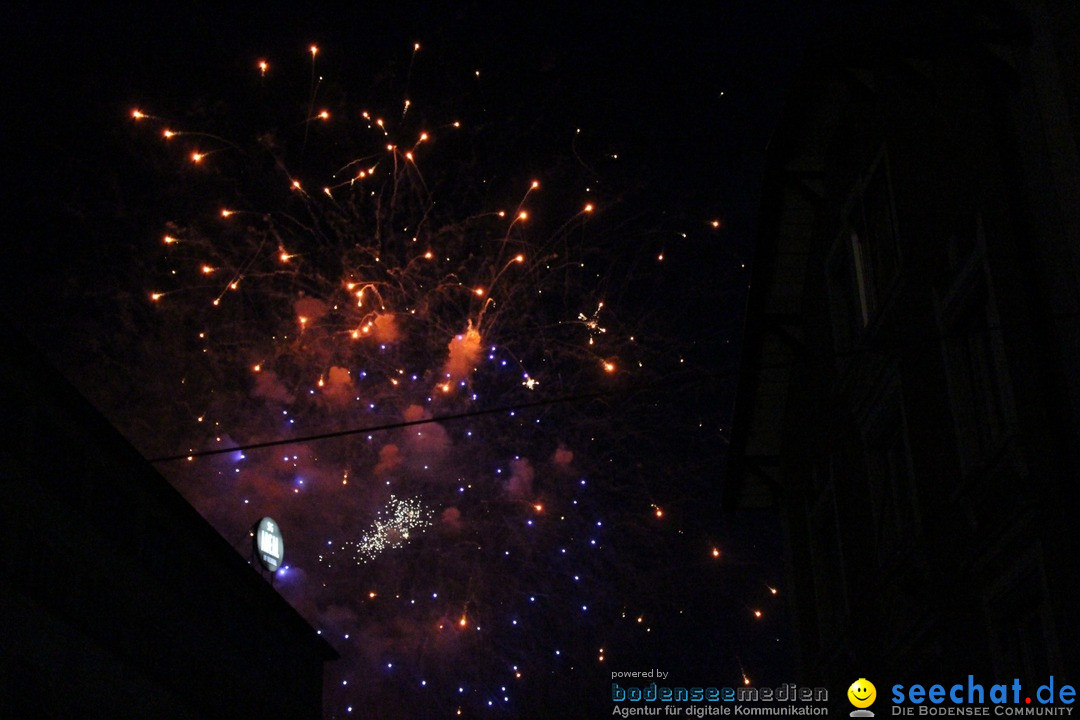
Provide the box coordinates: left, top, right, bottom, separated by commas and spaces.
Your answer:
322, 495, 432, 566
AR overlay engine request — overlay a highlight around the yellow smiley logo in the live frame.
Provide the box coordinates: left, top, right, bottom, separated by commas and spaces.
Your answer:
848, 678, 876, 708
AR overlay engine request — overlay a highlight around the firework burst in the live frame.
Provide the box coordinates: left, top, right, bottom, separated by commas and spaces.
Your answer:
123, 43, 698, 718
323, 495, 433, 565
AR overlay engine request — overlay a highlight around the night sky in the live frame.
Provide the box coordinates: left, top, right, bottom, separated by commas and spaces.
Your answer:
5, 3, 839, 717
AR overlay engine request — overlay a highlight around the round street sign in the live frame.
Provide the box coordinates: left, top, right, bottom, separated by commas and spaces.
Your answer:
255, 516, 284, 572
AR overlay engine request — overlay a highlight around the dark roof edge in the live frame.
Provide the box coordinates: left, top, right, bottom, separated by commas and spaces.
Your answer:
1, 325, 339, 661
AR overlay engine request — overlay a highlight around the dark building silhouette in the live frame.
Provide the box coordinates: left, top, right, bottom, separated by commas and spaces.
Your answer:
0, 335, 337, 718
728, 0, 1080, 702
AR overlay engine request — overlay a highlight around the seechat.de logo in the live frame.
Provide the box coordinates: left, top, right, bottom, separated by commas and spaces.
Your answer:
849, 679, 878, 718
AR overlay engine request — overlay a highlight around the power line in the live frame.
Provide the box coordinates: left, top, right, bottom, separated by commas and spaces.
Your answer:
147, 370, 726, 463
148, 303, 1074, 465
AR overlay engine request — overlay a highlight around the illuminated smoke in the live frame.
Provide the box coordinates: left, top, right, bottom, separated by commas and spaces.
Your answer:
442, 324, 482, 383
503, 458, 535, 500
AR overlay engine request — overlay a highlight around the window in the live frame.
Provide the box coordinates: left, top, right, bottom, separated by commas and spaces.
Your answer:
826, 147, 902, 356
862, 377, 919, 559
826, 243, 859, 355
936, 214, 1016, 475
808, 481, 849, 647
984, 546, 1056, 682
850, 153, 901, 326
